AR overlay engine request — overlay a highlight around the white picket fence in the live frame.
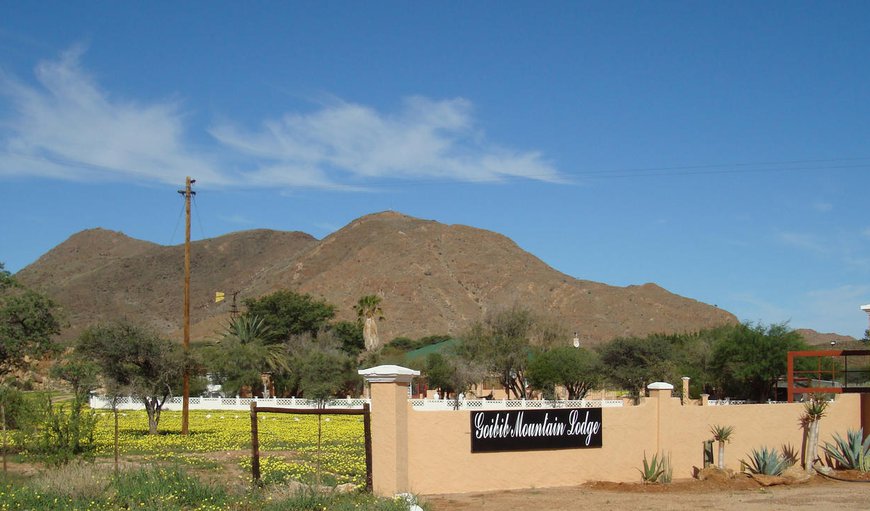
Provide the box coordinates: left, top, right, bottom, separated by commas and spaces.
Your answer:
89, 395, 625, 412
409, 398, 624, 411
88, 395, 369, 411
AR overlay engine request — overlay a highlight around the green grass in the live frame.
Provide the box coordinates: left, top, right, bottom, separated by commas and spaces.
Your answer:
1, 409, 423, 510
0, 464, 417, 510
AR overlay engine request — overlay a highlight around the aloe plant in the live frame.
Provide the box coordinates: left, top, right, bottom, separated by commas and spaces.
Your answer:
741, 446, 789, 476
822, 428, 870, 471
800, 396, 828, 472
710, 424, 734, 469
639, 451, 672, 483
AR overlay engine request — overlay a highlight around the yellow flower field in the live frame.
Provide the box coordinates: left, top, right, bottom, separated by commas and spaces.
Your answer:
89, 409, 367, 486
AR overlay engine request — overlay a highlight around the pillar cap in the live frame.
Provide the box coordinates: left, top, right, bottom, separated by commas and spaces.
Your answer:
647, 382, 674, 390
359, 365, 420, 383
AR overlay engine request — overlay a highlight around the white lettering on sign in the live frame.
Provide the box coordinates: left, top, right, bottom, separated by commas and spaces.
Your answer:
566, 409, 602, 446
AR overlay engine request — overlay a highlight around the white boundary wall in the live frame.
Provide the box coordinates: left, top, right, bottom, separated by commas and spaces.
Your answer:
89, 395, 624, 412
88, 395, 370, 411
409, 397, 623, 411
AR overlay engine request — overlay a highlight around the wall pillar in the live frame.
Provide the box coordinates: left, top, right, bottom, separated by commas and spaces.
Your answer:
359, 365, 420, 497
861, 393, 870, 435
647, 382, 674, 454
680, 376, 690, 405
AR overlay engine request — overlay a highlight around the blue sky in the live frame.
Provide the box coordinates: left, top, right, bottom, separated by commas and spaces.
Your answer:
1, 2, 868, 338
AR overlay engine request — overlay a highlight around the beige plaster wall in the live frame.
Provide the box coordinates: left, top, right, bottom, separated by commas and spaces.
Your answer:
385, 392, 861, 496
369, 382, 410, 495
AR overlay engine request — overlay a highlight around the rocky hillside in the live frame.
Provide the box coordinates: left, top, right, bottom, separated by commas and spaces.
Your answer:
16, 211, 738, 344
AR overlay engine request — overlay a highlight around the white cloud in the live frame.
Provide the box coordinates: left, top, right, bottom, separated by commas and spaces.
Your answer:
799, 285, 870, 337
0, 48, 563, 191
728, 292, 793, 325
812, 201, 833, 212
777, 231, 828, 255
209, 96, 564, 187
729, 285, 870, 338
0, 46, 226, 185
218, 213, 254, 226
862, 227, 870, 239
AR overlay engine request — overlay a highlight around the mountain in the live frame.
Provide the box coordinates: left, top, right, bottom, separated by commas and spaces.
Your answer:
795, 329, 860, 347
16, 211, 737, 344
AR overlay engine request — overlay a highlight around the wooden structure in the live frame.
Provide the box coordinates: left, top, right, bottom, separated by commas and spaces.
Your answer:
249, 401, 373, 492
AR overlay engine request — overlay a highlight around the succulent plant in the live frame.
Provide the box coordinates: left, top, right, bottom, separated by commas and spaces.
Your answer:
741, 446, 789, 476
822, 428, 870, 471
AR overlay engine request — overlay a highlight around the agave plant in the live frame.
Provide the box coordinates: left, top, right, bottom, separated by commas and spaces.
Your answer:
639, 451, 672, 483
741, 446, 789, 476
822, 428, 870, 471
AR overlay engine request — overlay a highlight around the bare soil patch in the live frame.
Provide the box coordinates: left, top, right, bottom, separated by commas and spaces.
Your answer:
424, 475, 870, 511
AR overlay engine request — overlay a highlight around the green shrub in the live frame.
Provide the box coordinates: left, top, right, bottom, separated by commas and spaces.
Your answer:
0, 384, 28, 429
822, 428, 870, 471
741, 446, 789, 475
16, 395, 98, 465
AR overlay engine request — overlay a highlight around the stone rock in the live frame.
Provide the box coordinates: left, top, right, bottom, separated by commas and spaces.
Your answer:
781, 465, 812, 484
749, 474, 788, 487
334, 483, 358, 494
697, 466, 734, 481
814, 464, 833, 475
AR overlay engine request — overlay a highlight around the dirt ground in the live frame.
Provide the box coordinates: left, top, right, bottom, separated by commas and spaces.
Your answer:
423, 476, 870, 511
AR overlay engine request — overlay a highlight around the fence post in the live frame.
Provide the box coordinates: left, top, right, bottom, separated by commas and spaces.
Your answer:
359, 365, 420, 497
250, 401, 260, 485
363, 403, 373, 492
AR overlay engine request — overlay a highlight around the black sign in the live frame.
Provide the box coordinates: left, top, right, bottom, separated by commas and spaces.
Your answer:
470, 408, 603, 453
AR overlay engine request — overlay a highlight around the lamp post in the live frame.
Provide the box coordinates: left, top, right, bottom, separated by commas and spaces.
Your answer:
572, 332, 580, 348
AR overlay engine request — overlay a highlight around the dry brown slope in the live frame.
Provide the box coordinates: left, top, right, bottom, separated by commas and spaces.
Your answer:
17, 228, 318, 341
17, 211, 736, 344
253, 211, 737, 343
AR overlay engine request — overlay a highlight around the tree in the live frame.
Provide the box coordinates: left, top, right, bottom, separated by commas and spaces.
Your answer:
354, 295, 385, 351
710, 322, 808, 402
296, 349, 356, 404
710, 424, 734, 470
328, 320, 365, 356
50, 352, 100, 403
292, 328, 361, 400
596, 335, 679, 400
243, 290, 336, 342
423, 352, 485, 405
527, 346, 602, 400
76, 321, 184, 434
801, 396, 828, 473
0, 263, 13, 291
203, 315, 288, 397
0, 263, 62, 378
457, 307, 563, 399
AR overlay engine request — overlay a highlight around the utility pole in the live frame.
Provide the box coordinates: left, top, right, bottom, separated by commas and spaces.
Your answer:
178, 177, 196, 435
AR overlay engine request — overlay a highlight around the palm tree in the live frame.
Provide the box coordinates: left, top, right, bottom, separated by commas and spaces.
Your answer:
354, 295, 385, 351
206, 314, 287, 396
710, 424, 734, 470
801, 396, 828, 473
